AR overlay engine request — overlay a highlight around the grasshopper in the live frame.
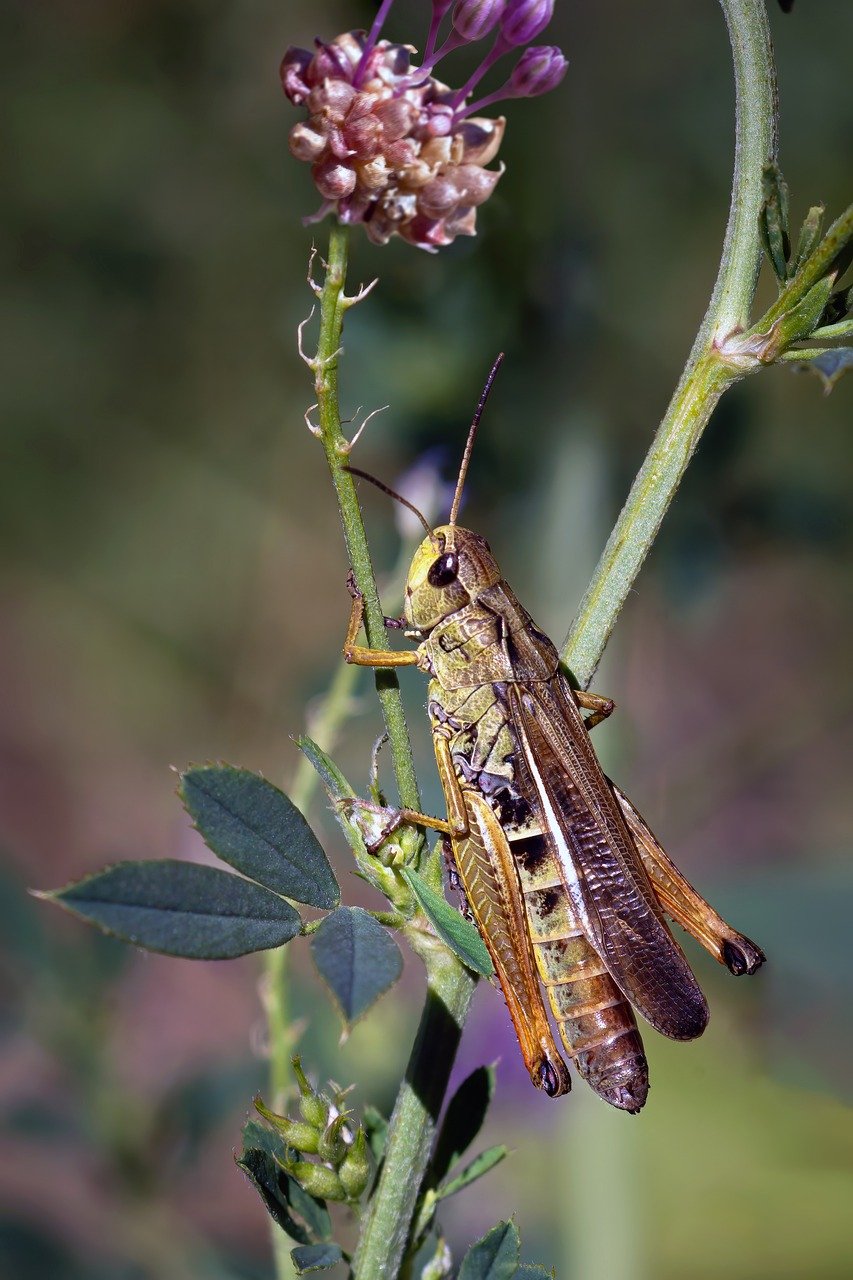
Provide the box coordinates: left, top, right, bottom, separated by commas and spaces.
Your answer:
342, 356, 764, 1112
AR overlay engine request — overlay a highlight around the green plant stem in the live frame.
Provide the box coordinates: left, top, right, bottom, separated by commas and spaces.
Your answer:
263, 658, 363, 1280
312, 223, 421, 818
352, 945, 475, 1280
306, 226, 477, 1280
561, 0, 777, 686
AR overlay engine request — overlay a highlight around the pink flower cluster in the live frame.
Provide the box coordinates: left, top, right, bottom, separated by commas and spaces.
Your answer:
281, 1, 567, 251
282, 33, 505, 251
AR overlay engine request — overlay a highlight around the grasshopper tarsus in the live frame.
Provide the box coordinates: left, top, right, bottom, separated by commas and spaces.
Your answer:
723, 936, 766, 976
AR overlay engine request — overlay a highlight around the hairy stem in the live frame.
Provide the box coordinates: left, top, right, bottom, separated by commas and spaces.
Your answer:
561, 0, 777, 685
313, 225, 422, 818
306, 227, 476, 1280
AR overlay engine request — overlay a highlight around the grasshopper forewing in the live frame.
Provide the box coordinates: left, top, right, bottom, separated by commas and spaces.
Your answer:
341, 356, 764, 1112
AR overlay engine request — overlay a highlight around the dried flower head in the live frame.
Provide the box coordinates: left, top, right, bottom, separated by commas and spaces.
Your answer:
281, 0, 567, 251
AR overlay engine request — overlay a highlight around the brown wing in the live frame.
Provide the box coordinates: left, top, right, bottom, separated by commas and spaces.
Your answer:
507, 677, 709, 1041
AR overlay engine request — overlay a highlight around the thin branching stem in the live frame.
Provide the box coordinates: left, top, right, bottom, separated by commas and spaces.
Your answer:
313, 225, 422, 820
303, 226, 476, 1280
562, 0, 778, 685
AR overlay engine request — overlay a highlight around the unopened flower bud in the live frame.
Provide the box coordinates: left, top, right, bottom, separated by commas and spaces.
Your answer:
453, 0, 507, 43
317, 1113, 348, 1165
310, 39, 357, 84
508, 44, 567, 97
419, 175, 462, 217
289, 1160, 347, 1202
425, 104, 454, 137
501, 0, 554, 46
339, 1129, 371, 1200
308, 78, 357, 121
343, 113, 383, 159
373, 98, 417, 142
458, 115, 506, 165
280, 46, 312, 104
455, 162, 504, 205
254, 1097, 322, 1153
358, 155, 390, 191
289, 122, 327, 162
312, 159, 357, 200
292, 1058, 329, 1130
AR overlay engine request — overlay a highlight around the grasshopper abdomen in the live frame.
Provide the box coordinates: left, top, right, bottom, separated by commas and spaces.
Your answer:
515, 832, 649, 1112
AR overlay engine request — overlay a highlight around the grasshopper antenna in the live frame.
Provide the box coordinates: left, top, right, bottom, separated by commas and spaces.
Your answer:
448, 352, 505, 527
344, 466, 433, 537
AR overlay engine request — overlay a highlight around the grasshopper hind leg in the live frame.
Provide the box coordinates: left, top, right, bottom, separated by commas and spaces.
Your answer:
442, 836, 474, 924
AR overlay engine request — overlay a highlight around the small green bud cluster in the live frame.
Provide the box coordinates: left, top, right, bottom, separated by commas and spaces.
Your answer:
281, 0, 567, 250
254, 1057, 370, 1203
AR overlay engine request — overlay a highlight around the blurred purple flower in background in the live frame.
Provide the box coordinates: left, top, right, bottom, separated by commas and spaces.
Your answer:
281, 0, 567, 250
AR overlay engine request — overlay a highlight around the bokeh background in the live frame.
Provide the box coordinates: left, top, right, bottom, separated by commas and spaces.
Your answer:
2, 1, 852, 1277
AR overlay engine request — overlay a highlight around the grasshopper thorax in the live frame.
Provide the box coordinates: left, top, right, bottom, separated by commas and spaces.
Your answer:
404, 524, 502, 634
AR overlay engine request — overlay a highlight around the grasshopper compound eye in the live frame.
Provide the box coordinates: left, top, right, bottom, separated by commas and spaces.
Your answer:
427, 552, 459, 587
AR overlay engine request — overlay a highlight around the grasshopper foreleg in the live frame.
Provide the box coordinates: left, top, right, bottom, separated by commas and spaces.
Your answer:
342, 576, 419, 668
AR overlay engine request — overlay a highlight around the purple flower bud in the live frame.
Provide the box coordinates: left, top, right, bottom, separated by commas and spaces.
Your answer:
501, 0, 554, 46
452, 0, 507, 43
307, 78, 357, 122
343, 112, 383, 159
280, 47, 312, 104
289, 122, 327, 162
311, 38, 357, 84
454, 162, 503, 205
508, 44, 567, 97
373, 98, 417, 142
418, 175, 463, 217
312, 159, 357, 201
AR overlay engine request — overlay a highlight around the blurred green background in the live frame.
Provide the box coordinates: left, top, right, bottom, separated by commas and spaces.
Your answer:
2, 1, 852, 1277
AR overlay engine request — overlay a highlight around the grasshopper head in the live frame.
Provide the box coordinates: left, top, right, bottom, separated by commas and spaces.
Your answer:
404, 524, 502, 633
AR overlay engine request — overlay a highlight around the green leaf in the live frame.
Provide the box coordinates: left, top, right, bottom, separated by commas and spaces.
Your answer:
291, 1243, 345, 1274
180, 765, 339, 909
431, 1065, 496, 1185
402, 868, 493, 978
516, 1267, 553, 1278
238, 1120, 333, 1244
236, 1147, 314, 1245
242, 1117, 288, 1162
791, 346, 853, 392
760, 162, 791, 282
458, 1221, 520, 1280
362, 1105, 389, 1163
793, 204, 826, 273
41, 861, 301, 959
438, 1145, 508, 1200
309, 906, 403, 1025
763, 275, 829, 360
297, 736, 357, 802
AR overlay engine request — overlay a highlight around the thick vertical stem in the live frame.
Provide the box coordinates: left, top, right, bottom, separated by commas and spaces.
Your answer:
352, 946, 475, 1280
